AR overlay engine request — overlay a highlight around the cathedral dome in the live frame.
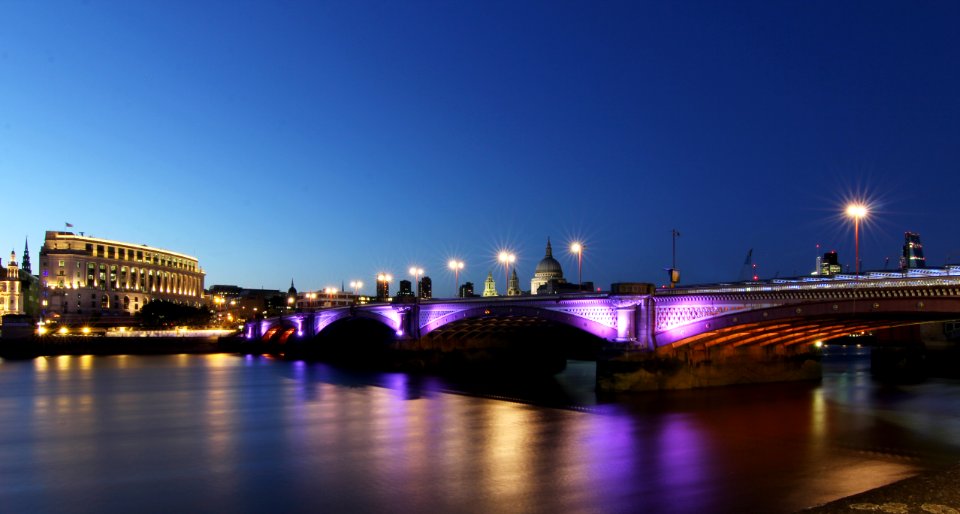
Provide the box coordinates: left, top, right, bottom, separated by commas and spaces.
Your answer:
533, 238, 563, 277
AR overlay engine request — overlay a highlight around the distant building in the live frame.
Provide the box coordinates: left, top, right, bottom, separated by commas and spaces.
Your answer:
482, 272, 498, 297
530, 238, 565, 294
820, 251, 842, 276
39, 231, 205, 326
459, 281, 475, 298
901, 232, 926, 269
419, 276, 432, 299
295, 290, 366, 310
207, 284, 283, 326
376, 276, 390, 301
397, 280, 414, 298
535, 279, 594, 295
507, 268, 522, 296
287, 280, 298, 311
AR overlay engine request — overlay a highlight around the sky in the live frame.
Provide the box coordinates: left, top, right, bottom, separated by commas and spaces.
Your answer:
2, 1, 959, 297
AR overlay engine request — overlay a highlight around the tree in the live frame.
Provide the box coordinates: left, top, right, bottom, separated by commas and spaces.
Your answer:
137, 300, 212, 329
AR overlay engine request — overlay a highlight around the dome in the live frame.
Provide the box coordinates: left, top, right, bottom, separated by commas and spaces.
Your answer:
534, 238, 563, 277
535, 256, 563, 275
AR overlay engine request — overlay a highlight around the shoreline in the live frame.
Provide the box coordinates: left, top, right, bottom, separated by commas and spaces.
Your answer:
0, 335, 246, 358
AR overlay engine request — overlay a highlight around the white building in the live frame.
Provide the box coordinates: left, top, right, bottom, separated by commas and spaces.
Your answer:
39, 231, 205, 325
0, 251, 23, 318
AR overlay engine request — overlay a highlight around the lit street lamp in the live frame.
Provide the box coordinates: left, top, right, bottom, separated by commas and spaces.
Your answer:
448, 259, 464, 297
846, 203, 868, 275
570, 242, 583, 290
409, 267, 424, 298
498, 251, 515, 295
349, 280, 363, 295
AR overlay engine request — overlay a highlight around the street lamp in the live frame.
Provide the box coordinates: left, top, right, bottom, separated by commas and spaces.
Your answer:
498, 251, 515, 295
570, 242, 583, 290
349, 280, 363, 295
846, 203, 868, 275
448, 259, 464, 297
409, 267, 424, 298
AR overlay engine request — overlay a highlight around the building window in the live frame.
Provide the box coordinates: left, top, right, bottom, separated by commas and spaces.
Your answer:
59, 260, 65, 267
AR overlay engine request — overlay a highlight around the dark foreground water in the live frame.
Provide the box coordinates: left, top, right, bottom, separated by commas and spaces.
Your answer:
0, 349, 958, 513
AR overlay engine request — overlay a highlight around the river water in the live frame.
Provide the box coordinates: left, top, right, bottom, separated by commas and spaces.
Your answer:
0, 349, 958, 513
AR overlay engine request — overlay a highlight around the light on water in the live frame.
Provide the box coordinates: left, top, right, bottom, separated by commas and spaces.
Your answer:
0, 352, 957, 513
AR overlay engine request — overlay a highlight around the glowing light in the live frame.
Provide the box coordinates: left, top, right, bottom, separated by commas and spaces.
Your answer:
845, 204, 868, 218
58, 327, 68, 335
570, 241, 584, 288
814, 340, 823, 348
81, 327, 91, 335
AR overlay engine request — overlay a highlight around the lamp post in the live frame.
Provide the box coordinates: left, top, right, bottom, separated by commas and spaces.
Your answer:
409, 267, 424, 298
846, 204, 868, 275
498, 251, 515, 295
448, 259, 464, 298
570, 242, 583, 290
349, 280, 363, 295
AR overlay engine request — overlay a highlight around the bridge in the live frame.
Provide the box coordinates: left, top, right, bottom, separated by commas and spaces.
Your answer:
244, 267, 960, 390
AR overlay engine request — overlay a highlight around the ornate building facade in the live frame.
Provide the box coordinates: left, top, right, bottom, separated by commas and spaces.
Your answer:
482, 271, 498, 297
0, 251, 24, 318
39, 231, 205, 325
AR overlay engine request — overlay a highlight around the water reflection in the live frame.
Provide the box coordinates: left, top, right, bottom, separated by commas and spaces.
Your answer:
0, 353, 957, 513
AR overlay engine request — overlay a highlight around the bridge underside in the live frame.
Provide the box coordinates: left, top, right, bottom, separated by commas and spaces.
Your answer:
421, 315, 605, 355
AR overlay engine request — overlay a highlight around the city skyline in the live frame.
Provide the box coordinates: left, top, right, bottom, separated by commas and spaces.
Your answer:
3, 2, 959, 296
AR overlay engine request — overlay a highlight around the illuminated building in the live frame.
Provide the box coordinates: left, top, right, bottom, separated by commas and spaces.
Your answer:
419, 276, 432, 299
530, 237, 566, 294
39, 231, 205, 325
459, 281, 475, 298
482, 271, 498, 297
820, 251, 842, 276
901, 232, 926, 269
397, 280, 414, 298
207, 285, 282, 325
0, 251, 24, 318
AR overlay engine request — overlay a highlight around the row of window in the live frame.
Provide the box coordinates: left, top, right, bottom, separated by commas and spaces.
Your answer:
62, 243, 199, 271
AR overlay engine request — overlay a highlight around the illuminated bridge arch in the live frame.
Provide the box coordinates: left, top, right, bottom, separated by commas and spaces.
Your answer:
653, 288, 960, 349
417, 302, 619, 340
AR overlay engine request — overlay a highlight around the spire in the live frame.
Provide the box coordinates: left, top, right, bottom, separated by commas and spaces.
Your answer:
507, 268, 521, 296
21, 237, 31, 274
545, 237, 553, 258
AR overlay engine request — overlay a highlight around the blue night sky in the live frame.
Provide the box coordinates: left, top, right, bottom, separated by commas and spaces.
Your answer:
2, 1, 959, 296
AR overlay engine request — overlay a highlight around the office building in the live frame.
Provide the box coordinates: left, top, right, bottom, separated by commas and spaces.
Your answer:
39, 231, 205, 325
902, 232, 926, 269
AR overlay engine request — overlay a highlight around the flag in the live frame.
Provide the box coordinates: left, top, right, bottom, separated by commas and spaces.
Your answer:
744, 248, 753, 265
65, 222, 74, 228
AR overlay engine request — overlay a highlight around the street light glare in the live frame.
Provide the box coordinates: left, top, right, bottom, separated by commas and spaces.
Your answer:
570, 242, 582, 254
846, 204, 868, 218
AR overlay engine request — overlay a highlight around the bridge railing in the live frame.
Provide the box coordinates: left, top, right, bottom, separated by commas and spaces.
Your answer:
657, 268, 960, 296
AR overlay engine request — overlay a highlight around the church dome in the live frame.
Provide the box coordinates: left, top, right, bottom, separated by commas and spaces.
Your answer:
534, 238, 563, 277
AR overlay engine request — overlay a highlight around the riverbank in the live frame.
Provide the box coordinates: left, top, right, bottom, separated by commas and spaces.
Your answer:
0, 335, 246, 358
801, 463, 960, 513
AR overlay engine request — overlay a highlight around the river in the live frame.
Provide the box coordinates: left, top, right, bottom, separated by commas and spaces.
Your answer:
0, 348, 958, 513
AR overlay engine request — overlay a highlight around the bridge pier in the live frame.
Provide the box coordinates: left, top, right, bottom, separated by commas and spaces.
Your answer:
597, 343, 822, 392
